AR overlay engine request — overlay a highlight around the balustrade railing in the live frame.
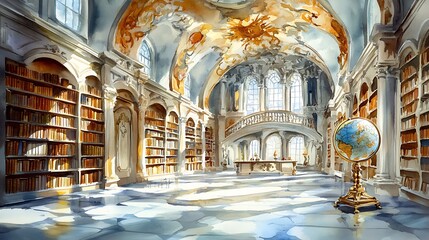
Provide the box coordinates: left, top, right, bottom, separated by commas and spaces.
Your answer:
225, 110, 315, 137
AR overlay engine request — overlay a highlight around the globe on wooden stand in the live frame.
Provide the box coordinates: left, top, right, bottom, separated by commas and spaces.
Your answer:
333, 117, 382, 214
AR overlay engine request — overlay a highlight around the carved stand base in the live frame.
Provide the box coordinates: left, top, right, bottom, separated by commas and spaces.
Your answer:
333, 162, 382, 214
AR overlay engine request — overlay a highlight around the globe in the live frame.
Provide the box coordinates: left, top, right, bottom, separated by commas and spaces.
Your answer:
333, 118, 381, 162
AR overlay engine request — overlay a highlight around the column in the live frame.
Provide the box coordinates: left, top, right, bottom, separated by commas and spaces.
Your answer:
103, 84, 119, 187
238, 83, 244, 112
375, 66, 398, 183
216, 115, 226, 167
285, 84, 291, 111
201, 123, 206, 171
220, 79, 227, 115
178, 117, 187, 174
317, 71, 323, 106
137, 94, 148, 181
303, 75, 309, 106
259, 84, 266, 111
281, 132, 288, 159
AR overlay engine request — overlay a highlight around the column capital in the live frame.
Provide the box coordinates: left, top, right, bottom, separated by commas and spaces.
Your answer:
103, 84, 117, 104
376, 65, 399, 78
138, 94, 149, 111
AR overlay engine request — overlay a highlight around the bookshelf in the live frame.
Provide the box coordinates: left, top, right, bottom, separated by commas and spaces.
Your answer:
359, 83, 369, 118
399, 48, 420, 194
352, 95, 358, 117
166, 111, 179, 174
333, 113, 345, 172
3, 58, 79, 195
205, 126, 214, 168
80, 76, 104, 185
326, 122, 332, 169
144, 104, 166, 176
185, 118, 202, 171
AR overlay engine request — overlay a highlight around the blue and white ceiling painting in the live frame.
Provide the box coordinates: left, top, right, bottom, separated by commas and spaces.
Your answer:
85, 0, 397, 108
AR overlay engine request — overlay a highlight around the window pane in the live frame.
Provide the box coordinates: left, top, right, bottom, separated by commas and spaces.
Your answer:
72, 13, 79, 30
249, 140, 260, 158
73, 0, 80, 12
66, 0, 73, 8
56, 3, 66, 24
58, 0, 65, 4
267, 71, 283, 110
246, 76, 259, 115
289, 136, 304, 163
290, 73, 303, 114
65, 8, 73, 27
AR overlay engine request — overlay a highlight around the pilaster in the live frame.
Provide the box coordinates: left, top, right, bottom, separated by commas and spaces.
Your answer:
178, 117, 187, 174
103, 84, 119, 187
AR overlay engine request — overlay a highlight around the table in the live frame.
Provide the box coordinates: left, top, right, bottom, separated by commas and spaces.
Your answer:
234, 160, 297, 176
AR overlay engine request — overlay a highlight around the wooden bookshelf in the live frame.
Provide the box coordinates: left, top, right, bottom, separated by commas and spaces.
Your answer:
326, 122, 332, 169
399, 48, 421, 195
359, 83, 369, 118
185, 118, 202, 171
352, 95, 358, 117
144, 104, 166, 176
80, 76, 104, 185
3, 58, 79, 195
166, 111, 179, 174
205, 126, 214, 168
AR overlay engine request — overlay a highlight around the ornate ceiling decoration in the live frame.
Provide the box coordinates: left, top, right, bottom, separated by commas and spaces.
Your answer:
115, 0, 349, 95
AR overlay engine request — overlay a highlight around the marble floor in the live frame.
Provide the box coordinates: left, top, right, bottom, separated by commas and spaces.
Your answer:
0, 170, 429, 240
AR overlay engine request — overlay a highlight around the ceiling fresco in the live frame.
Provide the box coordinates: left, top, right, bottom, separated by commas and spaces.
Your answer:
114, 0, 351, 99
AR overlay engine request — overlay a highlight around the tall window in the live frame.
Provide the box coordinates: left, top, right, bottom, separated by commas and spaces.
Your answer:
184, 74, 191, 99
138, 41, 151, 76
249, 140, 260, 158
267, 71, 283, 110
290, 73, 303, 114
265, 134, 282, 160
289, 136, 304, 164
56, 0, 81, 31
246, 76, 259, 114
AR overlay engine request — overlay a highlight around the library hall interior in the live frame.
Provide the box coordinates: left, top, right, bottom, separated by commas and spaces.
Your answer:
1, 0, 429, 239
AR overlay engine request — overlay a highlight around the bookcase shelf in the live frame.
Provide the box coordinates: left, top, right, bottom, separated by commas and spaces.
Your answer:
3, 58, 81, 196
185, 118, 203, 171
205, 126, 215, 168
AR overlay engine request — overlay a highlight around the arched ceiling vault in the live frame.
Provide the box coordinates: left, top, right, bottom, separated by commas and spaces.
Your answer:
112, 0, 393, 109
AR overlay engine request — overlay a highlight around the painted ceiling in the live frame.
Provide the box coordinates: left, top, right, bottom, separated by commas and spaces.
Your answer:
109, 0, 381, 107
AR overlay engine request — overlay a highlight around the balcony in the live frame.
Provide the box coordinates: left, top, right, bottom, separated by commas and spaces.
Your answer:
224, 110, 321, 143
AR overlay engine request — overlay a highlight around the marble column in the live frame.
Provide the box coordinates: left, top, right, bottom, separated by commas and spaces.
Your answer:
317, 72, 323, 106
201, 123, 206, 171
303, 75, 309, 106
103, 85, 119, 187
137, 94, 148, 181
239, 83, 244, 112
216, 115, 226, 167
178, 117, 187, 174
220, 79, 227, 115
259, 84, 266, 111
374, 66, 399, 195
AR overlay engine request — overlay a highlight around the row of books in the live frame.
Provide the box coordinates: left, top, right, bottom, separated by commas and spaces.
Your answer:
146, 149, 164, 155
7, 109, 75, 128
80, 171, 102, 184
401, 148, 418, 157
420, 127, 429, 139
6, 124, 75, 141
80, 120, 104, 132
146, 158, 164, 164
6, 174, 76, 194
422, 163, 429, 171
81, 145, 104, 156
422, 182, 429, 194
7, 93, 76, 115
421, 146, 429, 156
422, 49, 429, 65
401, 131, 417, 143
145, 110, 165, 119
82, 158, 103, 168
401, 76, 417, 94
166, 150, 178, 155
185, 162, 203, 171
402, 176, 419, 190
167, 122, 179, 129
422, 81, 429, 96
6, 141, 75, 156
146, 165, 167, 175
81, 85, 102, 97
6, 61, 66, 86
186, 157, 202, 162
420, 99, 429, 111
402, 101, 418, 117
6, 158, 77, 174
80, 132, 103, 143
186, 149, 196, 155
166, 141, 178, 148
81, 95, 102, 109
146, 138, 164, 147
402, 88, 419, 106
166, 132, 178, 139
81, 108, 104, 121
6, 75, 77, 101
369, 95, 377, 111
146, 129, 164, 138
145, 121, 165, 130
400, 158, 419, 169
401, 65, 417, 80
402, 117, 416, 130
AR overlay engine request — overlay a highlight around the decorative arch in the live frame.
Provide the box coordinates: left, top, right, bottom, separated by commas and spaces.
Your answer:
265, 133, 282, 160
289, 135, 305, 164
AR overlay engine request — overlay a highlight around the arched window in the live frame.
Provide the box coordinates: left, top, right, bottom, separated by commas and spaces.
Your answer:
265, 134, 282, 160
184, 74, 191, 99
249, 140, 260, 158
267, 71, 283, 110
290, 73, 303, 114
289, 136, 304, 164
138, 41, 152, 76
246, 76, 259, 114
56, 0, 81, 31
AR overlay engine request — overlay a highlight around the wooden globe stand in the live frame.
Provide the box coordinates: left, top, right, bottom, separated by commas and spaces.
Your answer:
334, 162, 382, 214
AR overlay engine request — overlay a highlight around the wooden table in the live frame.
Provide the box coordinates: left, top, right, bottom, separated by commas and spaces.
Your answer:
234, 160, 297, 176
